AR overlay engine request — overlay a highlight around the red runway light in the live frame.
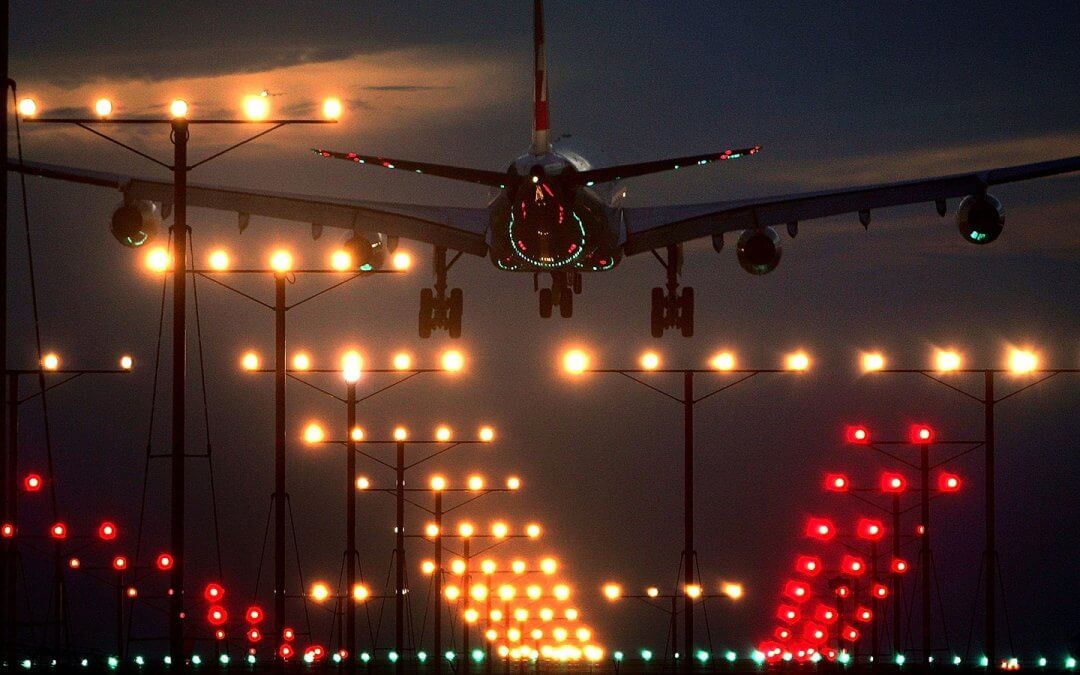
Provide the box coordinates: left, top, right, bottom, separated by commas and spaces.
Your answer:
50, 522, 67, 539
856, 606, 873, 623
841, 555, 866, 576
247, 627, 262, 643
279, 644, 294, 659
880, 472, 907, 493
784, 580, 811, 602
910, 424, 934, 444
834, 584, 850, 598
776, 604, 800, 624
23, 473, 42, 492
282, 627, 296, 642
155, 553, 174, 570
842, 625, 860, 642
207, 605, 228, 626
214, 629, 226, 641
126, 586, 138, 598
245, 605, 265, 624
2, 523, 14, 538
204, 583, 225, 602
824, 473, 850, 492
805, 517, 836, 541
795, 555, 822, 577
814, 604, 838, 624
891, 558, 909, 574
938, 472, 962, 492
774, 627, 792, 641
112, 556, 128, 571
872, 583, 890, 599
98, 521, 118, 540
857, 518, 885, 540
844, 425, 870, 444
802, 622, 827, 644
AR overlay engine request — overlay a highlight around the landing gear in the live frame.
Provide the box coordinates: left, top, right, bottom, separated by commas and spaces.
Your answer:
418, 247, 464, 338
536, 271, 579, 319
649, 245, 694, 337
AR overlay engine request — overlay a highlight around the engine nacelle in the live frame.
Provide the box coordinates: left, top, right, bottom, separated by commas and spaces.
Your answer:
341, 232, 388, 270
956, 193, 1004, 245
110, 200, 161, 248
736, 227, 782, 275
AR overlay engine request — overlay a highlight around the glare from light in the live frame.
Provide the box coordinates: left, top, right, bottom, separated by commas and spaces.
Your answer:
538, 607, 553, 622
269, 249, 294, 273
17, 98, 37, 117
861, 352, 886, 372
481, 559, 497, 575
640, 351, 661, 370
498, 584, 515, 601
341, 350, 362, 383
710, 352, 736, 371
425, 523, 439, 538
310, 582, 330, 603
646, 586, 659, 598
330, 249, 352, 271
208, 249, 230, 271
242, 95, 270, 121
562, 349, 589, 374
442, 349, 465, 372
42, 353, 60, 371
464, 608, 480, 623
540, 558, 557, 575
491, 521, 508, 538
303, 422, 325, 445
444, 585, 461, 601
292, 352, 311, 371
506, 475, 521, 490
120, 355, 133, 370
430, 475, 447, 491
145, 247, 171, 273
525, 523, 541, 539
467, 474, 485, 491
323, 97, 343, 120
553, 584, 570, 601
1008, 348, 1038, 373
935, 350, 962, 372
352, 584, 370, 602
458, 522, 475, 538
169, 99, 188, 119
391, 251, 412, 271
94, 98, 113, 117
470, 584, 488, 601
511, 559, 526, 575
393, 426, 408, 442
786, 351, 810, 371
685, 584, 703, 599
355, 476, 370, 490
479, 426, 495, 442
450, 559, 467, 575
421, 560, 436, 575
435, 425, 452, 442
392, 352, 412, 370
603, 583, 622, 601
721, 582, 744, 600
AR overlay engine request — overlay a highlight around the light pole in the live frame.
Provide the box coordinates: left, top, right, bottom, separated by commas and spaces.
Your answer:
564, 348, 806, 668
864, 348, 1078, 665
19, 95, 337, 664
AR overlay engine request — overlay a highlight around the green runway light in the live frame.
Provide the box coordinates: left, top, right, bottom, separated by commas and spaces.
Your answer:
751, 650, 765, 665
20, 660, 31, 670
613, 651, 624, 662
895, 653, 906, 666
360, 652, 371, 663
953, 655, 962, 665
107, 656, 119, 669
444, 651, 455, 662
191, 654, 202, 666
811, 653, 822, 663
1038, 657, 1047, 667
135, 655, 145, 665
725, 650, 737, 662
1066, 656, 1077, 669
303, 652, 315, 664
417, 651, 428, 663
219, 654, 230, 665
696, 650, 709, 663
640, 649, 653, 662
247, 654, 256, 665
980, 655, 989, 667
80, 659, 89, 667
471, 649, 485, 663
838, 651, 851, 665
163, 656, 172, 665
388, 651, 399, 663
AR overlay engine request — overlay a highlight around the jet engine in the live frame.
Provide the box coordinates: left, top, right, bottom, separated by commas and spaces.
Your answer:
341, 232, 388, 269
110, 200, 161, 248
956, 194, 1004, 244
736, 227, 782, 275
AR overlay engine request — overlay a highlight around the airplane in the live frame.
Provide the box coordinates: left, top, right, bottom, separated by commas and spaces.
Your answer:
8, 0, 1080, 338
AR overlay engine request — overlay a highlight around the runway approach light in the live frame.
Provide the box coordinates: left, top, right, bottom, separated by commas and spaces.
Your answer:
435, 425, 452, 442
934, 350, 962, 372
42, 353, 60, 371
710, 352, 736, 371
391, 251, 412, 271
243, 95, 270, 121
330, 249, 352, 271
562, 349, 589, 375
303, 423, 326, 445
292, 353, 311, 370
722, 582, 744, 600
269, 249, 294, 273
441, 349, 465, 372
1008, 348, 1038, 373
786, 351, 810, 371
241, 351, 259, 371
603, 583, 622, 600
393, 426, 408, 442
94, 98, 113, 117
479, 426, 495, 442
861, 352, 885, 372
169, 99, 189, 119
17, 98, 37, 117
342, 350, 362, 383
430, 475, 447, 491
392, 352, 412, 370
145, 246, 171, 273
640, 351, 661, 370
207, 249, 230, 271
310, 582, 330, 603
322, 98, 343, 120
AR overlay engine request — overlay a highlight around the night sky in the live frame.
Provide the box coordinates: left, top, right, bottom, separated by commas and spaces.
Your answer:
6, 0, 1080, 660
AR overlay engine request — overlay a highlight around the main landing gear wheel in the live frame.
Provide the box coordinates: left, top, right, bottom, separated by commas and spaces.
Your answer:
559, 286, 573, 318
678, 287, 694, 337
539, 288, 553, 318
419, 288, 435, 338
418, 246, 464, 338
448, 288, 463, 339
537, 271, 577, 319
648, 245, 694, 337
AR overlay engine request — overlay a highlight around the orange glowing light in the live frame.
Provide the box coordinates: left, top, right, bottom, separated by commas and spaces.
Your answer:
310, 582, 330, 603
562, 349, 589, 374
479, 426, 495, 442
430, 475, 447, 491
391, 251, 412, 271
269, 249, 294, 273
710, 352, 736, 371
786, 351, 811, 371
303, 422, 326, 444
392, 352, 412, 370
467, 474, 485, 491
603, 583, 622, 600
208, 249, 230, 270
241, 351, 259, 371
441, 349, 465, 372
435, 425, 452, 442
935, 350, 962, 372
355, 476, 370, 490
861, 352, 885, 372
1008, 348, 1038, 373
640, 351, 661, 370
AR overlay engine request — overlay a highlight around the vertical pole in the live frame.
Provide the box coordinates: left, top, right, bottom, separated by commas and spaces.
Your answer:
168, 117, 188, 666
670, 595, 677, 671
273, 273, 287, 651
892, 494, 901, 657
870, 541, 879, 666
3, 375, 15, 658
485, 573, 493, 675
462, 538, 471, 674
346, 382, 357, 672
396, 441, 405, 673
116, 573, 124, 659
1, 32, 9, 663
682, 371, 693, 671
920, 443, 931, 664
434, 491, 443, 675
984, 370, 995, 667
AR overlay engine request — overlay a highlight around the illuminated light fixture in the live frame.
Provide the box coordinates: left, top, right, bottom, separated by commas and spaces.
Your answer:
470, 584, 488, 601
937, 472, 961, 492
341, 350, 363, 383
393, 426, 408, 442
553, 584, 570, 601
112, 556, 128, 571
242, 94, 270, 121
441, 349, 464, 372
23, 473, 42, 492
880, 472, 907, 493
206, 249, 230, 271
355, 476, 370, 490
391, 251, 412, 271
125, 586, 137, 598
602, 583, 622, 600
392, 352, 412, 370
169, 99, 189, 119
784, 580, 810, 601
269, 249, 293, 273
421, 560, 436, 575
871, 583, 889, 599
120, 355, 134, 370
856, 518, 885, 540
511, 559, 526, 574
352, 584, 370, 602
777, 604, 800, 624
303, 422, 326, 444
246, 627, 262, 643
562, 349, 589, 374
795, 555, 822, 577
891, 558, 909, 574
310, 582, 330, 603
41, 353, 60, 370
322, 97, 343, 120
245, 606, 264, 624
537, 607, 553, 621
710, 351, 736, 371
349, 426, 364, 442
3, 522, 17, 537
145, 246, 172, 273
685, 584, 703, 599
204, 583, 225, 601
840, 555, 865, 576
430, 475, 447, 491
207, 605, 228, 626
564, 607, 579, 621
466, 474, 484, 491
69, 557, 81, 569
845, 425, 870, 444
786, 351, 810, 371
17, 98, 37, 117
525, 523, 541, 539
640, 351, 661, 370
934, 349, 962, 372
909, 424, 934, 444
464, 608, 479, 623
540, 557, 557, 575
842, 625, 859, 642
481, 559, 497, 575
506, 475, 521, 490
329, 249, 353, 271
813, 604, 837, 624
458, 522, 475, 538
444, 585, 461, 601
526, 584, 542, 600
155, 553, 174, 570
834, 584, 850, 599
776, 627, 792, 641
861, 352, 885, 372
1008, 348, 1038, 373
424, 523, 439, 537
286, 352, 310, 371
50, 522, 68, 539
279, 644, 294, 659
98, 521, 118, 540
241, 351, 260, 371
491, 521, 508, 538
824, 473, 849, 492
805, 517, 835, 541
435, 425, 452, 442
94, 98, 113, 117
514, 607, 530, 622
646, 586, 659, 598
479, 426, 495, 442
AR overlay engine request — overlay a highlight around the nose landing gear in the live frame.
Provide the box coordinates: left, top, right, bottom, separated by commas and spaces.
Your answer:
537, 271, 581, 319
418, 247, 464, 338
649, 245, 694, 337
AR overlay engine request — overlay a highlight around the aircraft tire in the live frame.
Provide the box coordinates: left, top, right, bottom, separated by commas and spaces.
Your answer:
679, 286, 694, 338
559, 286, 573, 318
650, 287, 665, 338
539, 288, 553, 318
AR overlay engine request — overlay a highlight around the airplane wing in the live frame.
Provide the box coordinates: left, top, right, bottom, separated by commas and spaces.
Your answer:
313, 148, 510, 188
7, 159, 490, 256
621, 155, 1080, 255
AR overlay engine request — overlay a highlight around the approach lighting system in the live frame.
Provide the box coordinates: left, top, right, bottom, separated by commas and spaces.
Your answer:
861, 352, 885, 372
1008, 348, 1038, 373
805, 517, 835, 541
824, 473, 849, 492
938, 472, 962, 492
910, 424, 934, 444
243, 95, 270, 121
323, 98, 343, 120
562, 349, 589, 374
786, 351, 810, 371
17, 98, 37, 117
169, 99, 189, 118
880, 472, 907, 493
856, 518, 885, 540
844, 425, 870, 444
795, 556, 822, 577
934, 350, 962, 372
710, 351, 736, 370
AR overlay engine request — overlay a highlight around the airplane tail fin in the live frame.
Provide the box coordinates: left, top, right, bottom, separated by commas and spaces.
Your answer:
531, 0, 551, 155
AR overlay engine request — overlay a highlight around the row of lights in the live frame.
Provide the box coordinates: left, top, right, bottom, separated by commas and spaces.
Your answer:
302, 422, 494, 444
145, 247, 412, 273
242, 348, 465, 374
16, 95, 344, 121
421, 556, 559, 577
34, 353, 133, 371
444, 581, 570, 603
601, 581, 744, 600
422, 521, 541, 539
